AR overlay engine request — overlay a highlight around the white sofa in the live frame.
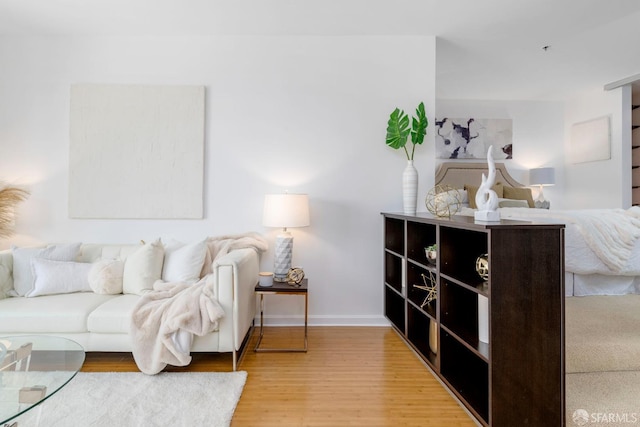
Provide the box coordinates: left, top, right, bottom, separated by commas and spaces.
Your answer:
0, 241, 260, 371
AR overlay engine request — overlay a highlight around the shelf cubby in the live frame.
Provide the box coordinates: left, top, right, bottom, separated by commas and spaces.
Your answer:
441, 330, 489, 423
440, 280, 482, 353
384, 217, 404, 254
440, 226, 487, 286
407, 221, 437, 265
407, 304, 438, 367
406, 261, 437, 319
385, 285, 405, 334
384, 251, 403, 293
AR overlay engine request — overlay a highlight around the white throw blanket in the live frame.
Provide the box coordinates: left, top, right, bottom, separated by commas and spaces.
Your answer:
130, 276, 223, 375
130, 233, 268, 375
497, 207, 640, 273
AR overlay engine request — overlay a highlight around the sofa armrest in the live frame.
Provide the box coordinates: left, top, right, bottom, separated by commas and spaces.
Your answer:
0, 249, 13, 300
211, 248, 259, 352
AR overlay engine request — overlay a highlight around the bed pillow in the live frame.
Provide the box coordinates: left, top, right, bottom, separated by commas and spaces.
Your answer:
465, 182, 504, 209
162, 239, 208, 284
503, 186, 535, 208
436, 188, 468, 203
89, 259, 125, 295
122, 239, 164, 295
11, 243, 82, 296
27, 258, 92, 297
433, 189, 468, 213
498, 198, 530, 208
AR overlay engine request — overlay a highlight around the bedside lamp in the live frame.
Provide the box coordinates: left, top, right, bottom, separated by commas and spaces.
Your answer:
263, 193, 310, 282
529, 167, 555, 209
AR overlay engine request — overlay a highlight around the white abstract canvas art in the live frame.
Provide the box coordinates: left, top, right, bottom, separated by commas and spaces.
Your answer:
435, 118, 513, 160
569, 116, 611, 164
69, 84, 205, 219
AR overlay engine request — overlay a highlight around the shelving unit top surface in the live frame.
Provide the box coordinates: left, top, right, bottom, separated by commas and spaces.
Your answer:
381, 212, 564, 230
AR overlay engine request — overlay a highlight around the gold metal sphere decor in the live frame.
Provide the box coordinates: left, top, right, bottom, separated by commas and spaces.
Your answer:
286, 267, 305, 286
425, 185, 463, 218
475, 254, 489, 281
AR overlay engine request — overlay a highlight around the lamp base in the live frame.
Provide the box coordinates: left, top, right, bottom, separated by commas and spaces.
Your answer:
534, 200, 550, 209
274, 231, 293, 280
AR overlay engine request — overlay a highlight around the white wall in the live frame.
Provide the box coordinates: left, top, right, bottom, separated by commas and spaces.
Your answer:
563, 86, 632, 209
0, 35, 436, 325
435, 99, 566, 207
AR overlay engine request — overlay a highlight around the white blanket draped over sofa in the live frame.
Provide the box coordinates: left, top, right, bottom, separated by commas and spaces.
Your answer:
130, 234, 268, 375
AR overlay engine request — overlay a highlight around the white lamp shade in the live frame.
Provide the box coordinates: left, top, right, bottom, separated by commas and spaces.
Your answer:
530, 167, 555, 186
263, 194, 310, 228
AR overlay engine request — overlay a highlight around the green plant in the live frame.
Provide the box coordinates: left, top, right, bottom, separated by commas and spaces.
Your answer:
385, 102, 428, 161
426, 244, 437, 252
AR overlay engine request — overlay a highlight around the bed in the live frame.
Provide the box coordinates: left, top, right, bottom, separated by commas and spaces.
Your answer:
435, 161, 640, 297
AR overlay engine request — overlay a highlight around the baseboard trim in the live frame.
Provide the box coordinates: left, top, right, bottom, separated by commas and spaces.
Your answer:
254, 314, 390, 327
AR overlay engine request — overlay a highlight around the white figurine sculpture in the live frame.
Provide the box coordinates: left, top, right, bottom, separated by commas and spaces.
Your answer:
474, 146, 501, 222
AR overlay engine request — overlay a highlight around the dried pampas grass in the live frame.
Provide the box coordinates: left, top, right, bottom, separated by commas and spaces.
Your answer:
0, 184, 29, 238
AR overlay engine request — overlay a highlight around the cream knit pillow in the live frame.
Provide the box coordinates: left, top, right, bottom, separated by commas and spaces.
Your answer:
89, 259, 125, 295
122, 239, 164, 295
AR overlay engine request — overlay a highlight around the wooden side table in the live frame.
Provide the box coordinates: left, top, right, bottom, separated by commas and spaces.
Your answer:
254, 278, 308, 352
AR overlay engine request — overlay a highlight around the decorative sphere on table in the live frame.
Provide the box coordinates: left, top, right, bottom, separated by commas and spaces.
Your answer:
475, 254, 489, 281
425, 185, 463, 218
286, 267, 305, 285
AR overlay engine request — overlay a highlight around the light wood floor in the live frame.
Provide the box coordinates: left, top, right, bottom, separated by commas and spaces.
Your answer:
82, 326, 477, 427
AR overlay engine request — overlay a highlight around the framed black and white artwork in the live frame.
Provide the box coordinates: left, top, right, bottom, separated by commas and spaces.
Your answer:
435, 118, 513, 160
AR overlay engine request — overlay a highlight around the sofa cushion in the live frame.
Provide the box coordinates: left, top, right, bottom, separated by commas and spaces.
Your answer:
11, 243, 82, 296
0, 293, 117, 333
87, 294, 140, 334
27, 259, 92, 297
123, 239, 164, 296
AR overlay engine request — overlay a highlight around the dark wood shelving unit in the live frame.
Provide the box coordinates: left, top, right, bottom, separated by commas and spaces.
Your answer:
382, 212, 565, 427
633, 103, 640, 206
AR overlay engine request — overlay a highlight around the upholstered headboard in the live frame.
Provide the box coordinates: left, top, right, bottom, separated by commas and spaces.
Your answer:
434, 162, 525, 189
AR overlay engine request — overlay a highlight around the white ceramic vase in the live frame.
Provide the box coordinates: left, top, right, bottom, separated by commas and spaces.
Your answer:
402, 160, 418, 215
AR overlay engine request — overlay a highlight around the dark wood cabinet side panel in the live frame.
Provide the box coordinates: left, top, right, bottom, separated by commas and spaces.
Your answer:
489, 227, 564, 427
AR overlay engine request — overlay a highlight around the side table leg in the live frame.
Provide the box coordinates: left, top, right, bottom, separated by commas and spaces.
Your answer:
254, 294, 265, 351
304, 292, 308, 352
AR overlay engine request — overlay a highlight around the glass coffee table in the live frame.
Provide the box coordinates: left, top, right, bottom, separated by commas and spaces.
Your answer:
0, 335, 85, 427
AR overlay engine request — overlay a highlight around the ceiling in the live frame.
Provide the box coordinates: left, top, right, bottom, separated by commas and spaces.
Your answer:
1, 0, 640, 101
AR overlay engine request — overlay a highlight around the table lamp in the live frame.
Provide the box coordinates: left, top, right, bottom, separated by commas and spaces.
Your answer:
263, 193, 310, 282
529, 167, 555, 209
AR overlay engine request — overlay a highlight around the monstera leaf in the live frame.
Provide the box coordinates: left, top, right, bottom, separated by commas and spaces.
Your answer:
385, 108, 410, 150
411, 102, 428, 145
385, 102, 429, 160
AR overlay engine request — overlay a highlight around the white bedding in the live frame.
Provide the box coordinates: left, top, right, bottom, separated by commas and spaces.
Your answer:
458, 207, 640, 292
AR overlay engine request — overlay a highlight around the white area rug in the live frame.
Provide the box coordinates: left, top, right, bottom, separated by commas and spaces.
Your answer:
12, 371, 247, 427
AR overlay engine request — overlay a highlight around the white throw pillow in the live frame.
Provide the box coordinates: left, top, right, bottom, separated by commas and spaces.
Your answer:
122, 239, 164, 295
162, 239, 208, 283
11, 243, 82, 296
89, 259, 125, 295
27, 258, 92, 297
